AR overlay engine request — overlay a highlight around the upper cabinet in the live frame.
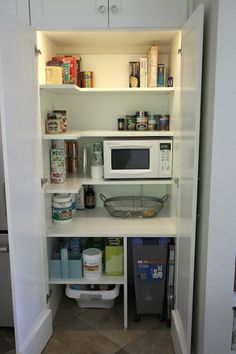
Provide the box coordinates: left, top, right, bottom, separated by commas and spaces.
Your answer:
0, 0, 30, 24
29, 0, 187, 29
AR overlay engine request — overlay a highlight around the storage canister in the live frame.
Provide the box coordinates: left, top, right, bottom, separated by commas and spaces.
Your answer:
136, 111, 148, 131
126, 115, 136, 131
80, 71, 93, 88
52, 194, 72, 223
83, 248, 102, 279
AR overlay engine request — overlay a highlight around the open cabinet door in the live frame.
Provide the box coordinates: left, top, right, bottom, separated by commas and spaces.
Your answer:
171, 5, 204, 354
0, 12, 52, 354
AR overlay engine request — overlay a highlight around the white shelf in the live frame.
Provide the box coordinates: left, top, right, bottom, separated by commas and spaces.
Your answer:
49, 275, 124, 285
45, 177, 173, 193
47, 208, 176, 238
40, 84, 174, 94
42, 129, 174, 140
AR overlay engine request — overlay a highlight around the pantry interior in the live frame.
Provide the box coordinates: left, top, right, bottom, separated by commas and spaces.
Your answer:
0, 4, 203, 352
35, 11, 201, 352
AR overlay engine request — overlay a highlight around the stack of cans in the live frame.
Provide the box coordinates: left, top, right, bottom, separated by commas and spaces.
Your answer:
50, 140, 66, 184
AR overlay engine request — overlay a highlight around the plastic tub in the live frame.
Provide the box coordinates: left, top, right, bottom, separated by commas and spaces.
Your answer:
66, 284, 120, 308
52, 194, 72, 223
82, 248, 102, 280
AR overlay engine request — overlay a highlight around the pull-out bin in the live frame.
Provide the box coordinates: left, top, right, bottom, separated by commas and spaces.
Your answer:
66, 284, 120, 308
132, 238, 168, 319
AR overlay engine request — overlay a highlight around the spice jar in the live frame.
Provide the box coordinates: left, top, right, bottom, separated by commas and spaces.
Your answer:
117, 118, 125, 131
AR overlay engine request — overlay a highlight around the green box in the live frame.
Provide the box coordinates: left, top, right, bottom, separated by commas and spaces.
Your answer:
105, 238, 123, 276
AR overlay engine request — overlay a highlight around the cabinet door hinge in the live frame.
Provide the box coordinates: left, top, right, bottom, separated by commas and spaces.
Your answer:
46, 289, 52, 304
41, 177, 48, 188
34, 45, 42, 56
178, 48, 182, 55
174, 177, 179, 188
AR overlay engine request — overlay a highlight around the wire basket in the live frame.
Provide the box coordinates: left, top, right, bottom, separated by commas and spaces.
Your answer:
100, 194, 168, 218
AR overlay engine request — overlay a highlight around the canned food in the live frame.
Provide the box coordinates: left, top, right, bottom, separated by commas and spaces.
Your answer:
53, 110, 67, 132
50, 149, 66, 184
46, 112, 63, 134
136, 123, 147, 131
66, 141, 78, 173
126, 115, 136, 130
80, 71, 93, 88
148, 115, 157, 131
136, 111, 148, 117
157, 115, 170, 131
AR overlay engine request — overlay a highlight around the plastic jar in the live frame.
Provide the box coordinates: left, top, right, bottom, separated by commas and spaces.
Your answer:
52, 194, 72, 224
83, 248, 102, 279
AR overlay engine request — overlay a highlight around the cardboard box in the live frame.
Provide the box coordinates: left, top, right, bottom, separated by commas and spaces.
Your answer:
45, 66, 63, 85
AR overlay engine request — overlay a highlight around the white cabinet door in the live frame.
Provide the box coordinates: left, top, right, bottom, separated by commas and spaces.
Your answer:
171, 5, 204, 354
0, 12, 52, 354
30, 0, 109, 29
0, 0, 30, 24
109, 0, 187, 28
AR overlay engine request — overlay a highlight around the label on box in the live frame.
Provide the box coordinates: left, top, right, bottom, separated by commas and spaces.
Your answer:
136, 260, 165, 281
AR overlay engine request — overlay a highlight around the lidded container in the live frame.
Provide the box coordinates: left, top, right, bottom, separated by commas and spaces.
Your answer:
82, 248, 102, 279
52, 193, 72, 224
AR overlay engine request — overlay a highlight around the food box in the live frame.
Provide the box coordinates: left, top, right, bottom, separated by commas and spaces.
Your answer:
105, 238, 123, 276
45, 66, 63, 85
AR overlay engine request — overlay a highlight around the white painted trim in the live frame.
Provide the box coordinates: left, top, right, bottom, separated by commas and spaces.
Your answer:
172, 309, 187, 354
123, 236, 128, 329
19, 309, 52, 354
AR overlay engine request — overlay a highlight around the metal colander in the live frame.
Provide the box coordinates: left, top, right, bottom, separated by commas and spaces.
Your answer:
100, 194, 168, 218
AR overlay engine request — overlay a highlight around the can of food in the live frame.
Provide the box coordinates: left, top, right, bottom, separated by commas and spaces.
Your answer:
81, 71, 93, 88
52, 139, 65, 150
118, 118, 125, 131
136, 123, 148, 131
53, 110, 67, 132
83, 248, 102, 279
157, 114, 170, 131
46, 112, 63, 134
148, 115, 157, 131
52, 194, 72, 224
126, 115, 136, 130
50, 149, 66, 184
136, 112, 148, 130
67, 141, 78, 173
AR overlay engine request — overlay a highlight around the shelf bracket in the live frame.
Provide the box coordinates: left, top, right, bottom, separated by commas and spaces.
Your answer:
178, 48, 182, 55
46, 289, 52, 304
41, 177, 48, 188
34, 45, 42, 56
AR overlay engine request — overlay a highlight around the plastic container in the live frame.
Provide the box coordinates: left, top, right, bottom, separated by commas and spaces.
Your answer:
66, 284, 120, 308
52, 194, 72, 223
105, 238, 123, 276
132, 238, 168, 318
82, 248, 102, 279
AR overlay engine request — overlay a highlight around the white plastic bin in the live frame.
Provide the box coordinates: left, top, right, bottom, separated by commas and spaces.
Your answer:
66, 284, 120, 308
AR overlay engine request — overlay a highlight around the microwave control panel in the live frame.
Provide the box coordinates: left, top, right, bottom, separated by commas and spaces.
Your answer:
158, 142, 172, 178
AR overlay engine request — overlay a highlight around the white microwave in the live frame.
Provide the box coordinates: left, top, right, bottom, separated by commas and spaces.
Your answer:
103, 139, 172, 179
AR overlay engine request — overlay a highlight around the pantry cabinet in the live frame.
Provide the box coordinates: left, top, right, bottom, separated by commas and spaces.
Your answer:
0, 0, 30, 24
0, 5, 203, 354
29, 0, 187, 29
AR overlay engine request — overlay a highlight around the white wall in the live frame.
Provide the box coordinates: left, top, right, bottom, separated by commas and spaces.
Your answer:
192, 1, 236, 353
